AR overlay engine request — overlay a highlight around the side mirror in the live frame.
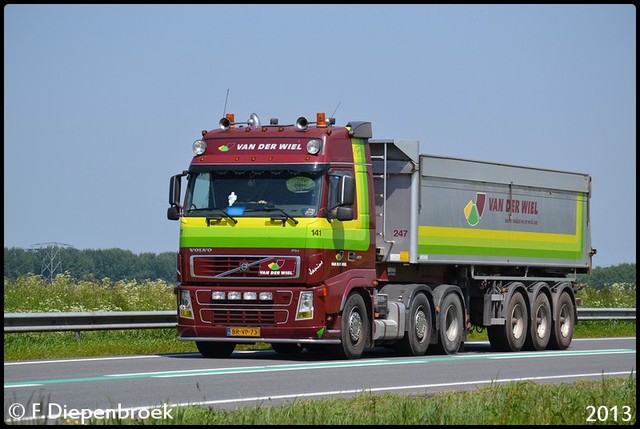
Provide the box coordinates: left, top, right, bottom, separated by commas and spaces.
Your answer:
169, 175, 182, 207
168, 173, 185, 220
167, 206, 180, 221
335, 206, 354, 221
327, 175, 356, 221
338, 175, 355, 206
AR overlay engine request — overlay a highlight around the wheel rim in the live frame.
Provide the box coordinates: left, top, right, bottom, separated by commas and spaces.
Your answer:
535, 304, 550, 339
414, 308, 428, 341
444, 305, 459, 342
348, 308, 363, 343
510, 303, 525, 340
558, 304, 571, 338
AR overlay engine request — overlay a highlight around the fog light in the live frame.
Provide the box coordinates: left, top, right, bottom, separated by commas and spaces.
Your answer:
212, 291, 225, 300
228, 291, 241, 300
243, 291, 257, 300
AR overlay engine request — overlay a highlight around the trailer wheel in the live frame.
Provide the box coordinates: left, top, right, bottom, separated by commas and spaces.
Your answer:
330, 292, 369, 360
488, 291, 528, 352
524, 292, 551, 351
271, 343, 303, 354
396, 293, 432, 356
548, 292, 575, 350
196, 341, 236, 358
432, 293, 464, 355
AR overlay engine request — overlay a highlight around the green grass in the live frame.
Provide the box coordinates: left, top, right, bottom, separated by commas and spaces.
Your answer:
44, 376, 635, 425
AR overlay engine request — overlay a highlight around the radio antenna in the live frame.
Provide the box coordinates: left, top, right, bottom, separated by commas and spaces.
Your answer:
222, 89, 230, 117
330, 100, 342, 118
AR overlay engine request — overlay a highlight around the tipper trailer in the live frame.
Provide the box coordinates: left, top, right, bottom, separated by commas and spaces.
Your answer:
168, 112, 595, 359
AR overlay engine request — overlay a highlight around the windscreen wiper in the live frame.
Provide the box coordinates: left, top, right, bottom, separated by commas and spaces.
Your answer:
188, 207, 238, 225
248, 204, 298, 225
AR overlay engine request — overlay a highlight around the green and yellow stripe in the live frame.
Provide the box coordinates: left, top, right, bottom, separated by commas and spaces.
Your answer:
418, 194, 587, 261
180, 137, 372, 252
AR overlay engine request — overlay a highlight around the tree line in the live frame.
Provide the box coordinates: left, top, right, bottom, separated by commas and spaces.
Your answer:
3, 246, 635, 289
4, 247, 175, 284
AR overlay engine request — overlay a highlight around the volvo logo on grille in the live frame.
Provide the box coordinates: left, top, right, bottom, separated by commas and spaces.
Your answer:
239, 263, 250, 272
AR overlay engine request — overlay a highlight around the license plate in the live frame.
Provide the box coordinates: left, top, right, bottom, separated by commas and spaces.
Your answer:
227, 327, 260, 337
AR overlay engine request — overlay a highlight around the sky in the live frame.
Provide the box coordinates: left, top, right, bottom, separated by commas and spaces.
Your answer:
4, 4, 636, 268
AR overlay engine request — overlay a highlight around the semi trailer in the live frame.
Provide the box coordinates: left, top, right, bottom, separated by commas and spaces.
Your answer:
167, 111, 595, 359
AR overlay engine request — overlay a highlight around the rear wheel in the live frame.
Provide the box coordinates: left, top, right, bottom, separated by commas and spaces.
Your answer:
548, 292, 575, 350
329, 293, 369, 360
196, 341, 236, 358
432, 293, 464, 355
524, 292, 551, 351
488, 290, 528, 352
396, 293, 432, 356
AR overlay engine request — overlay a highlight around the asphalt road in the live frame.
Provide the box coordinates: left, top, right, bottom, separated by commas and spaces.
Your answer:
4, 337, 636, 424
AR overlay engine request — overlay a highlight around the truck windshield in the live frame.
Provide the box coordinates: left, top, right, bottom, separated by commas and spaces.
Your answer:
184, 169, 323, 218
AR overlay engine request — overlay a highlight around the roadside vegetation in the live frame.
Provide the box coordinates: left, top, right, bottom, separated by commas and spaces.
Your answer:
3, 274, 636, 425
3, 274, 636, 360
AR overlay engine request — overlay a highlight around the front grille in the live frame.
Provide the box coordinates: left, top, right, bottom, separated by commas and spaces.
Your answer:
191, 255, 300, 279
200, 309, 288, 326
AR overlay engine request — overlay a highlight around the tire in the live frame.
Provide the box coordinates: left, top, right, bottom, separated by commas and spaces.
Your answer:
196, 341, 236, 358
432, 293, 464, 355
329, 293, 369, 360
548, 292, 575, 350
272, 343, 304, 354
488, 290, 528, 352
396, 293, 432, 356
524, 292, 552, 351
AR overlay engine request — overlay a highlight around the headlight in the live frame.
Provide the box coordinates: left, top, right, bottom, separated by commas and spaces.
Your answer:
192, 139, 207, 155
179, 290, 194, 319
296, 291, 314, 320
306, 139, 322, 155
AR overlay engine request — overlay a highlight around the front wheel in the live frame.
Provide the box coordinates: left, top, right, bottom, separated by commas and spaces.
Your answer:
548, 292, 575, 350
329, 292, 370, 360
196, 341, 236, 358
